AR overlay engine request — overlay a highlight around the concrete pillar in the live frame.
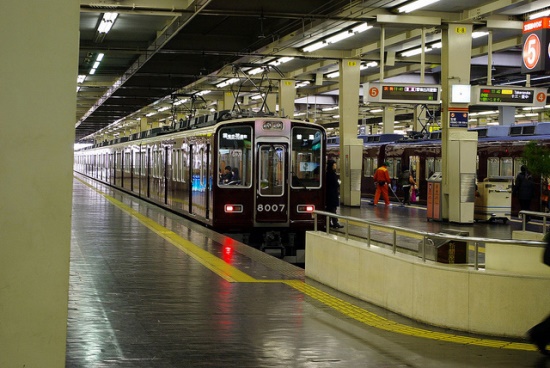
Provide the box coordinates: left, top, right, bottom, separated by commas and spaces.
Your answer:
441, 24, 477, 223
140, 117, 149, 132
265, 93, 277, 114
279, 79, 296, 118
223, 91, 234, 111
382, 106, 395, 133
338, 59, 363, 206
498, 106, 515, 126
0, 1, 78, 367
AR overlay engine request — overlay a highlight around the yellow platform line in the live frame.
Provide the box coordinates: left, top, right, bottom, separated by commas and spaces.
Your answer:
283, 280, 535, 352
75, 176, 534, 352
76, 177, 255, 283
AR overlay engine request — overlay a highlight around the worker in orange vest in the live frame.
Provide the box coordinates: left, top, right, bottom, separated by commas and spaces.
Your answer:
373, 162, 391, 206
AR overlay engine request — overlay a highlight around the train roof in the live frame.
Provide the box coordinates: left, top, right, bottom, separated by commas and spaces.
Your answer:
83, 113, 323, 150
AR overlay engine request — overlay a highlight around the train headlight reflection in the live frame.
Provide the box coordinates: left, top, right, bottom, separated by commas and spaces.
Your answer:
224, 204, 243, 213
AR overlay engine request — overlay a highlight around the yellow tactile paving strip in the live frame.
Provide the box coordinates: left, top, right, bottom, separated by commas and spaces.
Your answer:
76, 176, 535, 352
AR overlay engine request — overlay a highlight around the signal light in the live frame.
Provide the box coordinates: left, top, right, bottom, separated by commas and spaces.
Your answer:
297, 204, 315, 213
224, 204, 243, 213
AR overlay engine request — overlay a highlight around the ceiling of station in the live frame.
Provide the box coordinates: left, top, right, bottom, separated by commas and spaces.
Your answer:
76, 0, 550, 142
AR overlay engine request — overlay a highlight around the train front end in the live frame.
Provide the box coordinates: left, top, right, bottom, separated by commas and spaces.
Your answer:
213, 118, 326, 263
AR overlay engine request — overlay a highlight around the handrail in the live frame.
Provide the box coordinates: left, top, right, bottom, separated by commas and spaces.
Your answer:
518, 210, 550, 233
313, 210, 544, 270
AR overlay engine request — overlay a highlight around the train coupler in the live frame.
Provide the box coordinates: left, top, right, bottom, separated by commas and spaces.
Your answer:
260, 231, 285, 258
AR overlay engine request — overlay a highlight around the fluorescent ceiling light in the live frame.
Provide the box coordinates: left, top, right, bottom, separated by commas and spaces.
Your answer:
96, 53, 104, 61
398, 0, 440, 13
326, 61, 378, 78
401, 46, 431, 57
77, 75, 86, 83
216, 78, 239, 88
250, 95, 263, 100
269, 57, 294, 66
146, 112, 156, 117
248, 67, 264, 75
529, 9, 550, 19
89, 68, 96, 75
173, 98, 188, 106
158, 106, 170, 112
472, 31, 489, 39
303, 41, 327, 53
97, 12, 118, 34
197, 90, 211, 96
302, 23, 372, 53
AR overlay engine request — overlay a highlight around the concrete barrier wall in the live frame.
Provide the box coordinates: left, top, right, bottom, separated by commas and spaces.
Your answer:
305, 231, 550, 338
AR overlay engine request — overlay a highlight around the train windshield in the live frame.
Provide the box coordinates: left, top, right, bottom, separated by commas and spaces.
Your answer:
217, 126, 252, 187
291, 127, 323, 188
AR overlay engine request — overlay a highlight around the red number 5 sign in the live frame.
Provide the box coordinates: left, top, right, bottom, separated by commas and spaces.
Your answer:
523, 33, 541, 70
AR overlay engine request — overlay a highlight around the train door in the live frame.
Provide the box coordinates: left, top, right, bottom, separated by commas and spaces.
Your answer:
255, 142, 288, 224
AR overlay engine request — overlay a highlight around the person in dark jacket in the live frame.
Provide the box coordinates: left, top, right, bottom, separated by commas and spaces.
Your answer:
514, 165, 535, 221
325, 159, 343, 228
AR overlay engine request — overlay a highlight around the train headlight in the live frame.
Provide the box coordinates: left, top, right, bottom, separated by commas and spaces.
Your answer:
224, 204, 243, 213
297, 204, 315, 213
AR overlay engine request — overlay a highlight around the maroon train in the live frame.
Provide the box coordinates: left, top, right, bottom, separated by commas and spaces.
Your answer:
327, 122, 550, 216
74, 114, 326, 263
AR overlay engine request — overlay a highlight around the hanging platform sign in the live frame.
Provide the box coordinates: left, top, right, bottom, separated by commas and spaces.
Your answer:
521, 17, 550, 74
471, 86, 546, 107
364, 83, 441, 104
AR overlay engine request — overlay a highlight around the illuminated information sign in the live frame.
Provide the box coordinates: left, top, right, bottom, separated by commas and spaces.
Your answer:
472, 86, 546, 107
364, 83, 441, 104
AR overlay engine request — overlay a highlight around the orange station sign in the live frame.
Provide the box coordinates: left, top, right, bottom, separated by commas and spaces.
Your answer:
522, 17, 550, 74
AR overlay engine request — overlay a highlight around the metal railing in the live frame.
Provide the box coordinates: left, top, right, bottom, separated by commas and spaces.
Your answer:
313, 210, 544, 270
518, 210, 550, 233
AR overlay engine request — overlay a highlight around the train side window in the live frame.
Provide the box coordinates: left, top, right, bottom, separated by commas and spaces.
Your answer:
501, 157, 513, 177
487, 157, 500, 178
291, 127, 323, 188
363, 158, 370, 177
386, 159, 394, 178
218, 126, 252, 187
434, 158, 442, 175
513, 158, 524, 178
425, 157, 435, 179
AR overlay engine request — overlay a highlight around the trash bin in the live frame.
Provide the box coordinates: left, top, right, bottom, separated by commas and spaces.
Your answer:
418, 229, 468, 264
426, 172, 443, 221
474, 177, 512, 223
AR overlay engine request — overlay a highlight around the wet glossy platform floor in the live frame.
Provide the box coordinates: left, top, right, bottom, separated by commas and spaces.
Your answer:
67, 175, 546, 367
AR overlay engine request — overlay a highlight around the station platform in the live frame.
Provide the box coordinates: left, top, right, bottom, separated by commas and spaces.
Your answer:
67, 175, 543, 367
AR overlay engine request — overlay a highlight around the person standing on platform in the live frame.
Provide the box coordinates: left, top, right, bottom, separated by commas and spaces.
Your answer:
373, 162, 391, 206
325, 159, 343, 228
514, 165, 535, 222
399, 166, 416, 205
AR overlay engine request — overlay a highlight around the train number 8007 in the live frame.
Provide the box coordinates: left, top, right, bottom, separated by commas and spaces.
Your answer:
257, 204, 286, 212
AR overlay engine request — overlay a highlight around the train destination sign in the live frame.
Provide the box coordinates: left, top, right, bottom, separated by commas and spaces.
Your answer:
471, 86, 546, 107
364, 83, 441, 104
